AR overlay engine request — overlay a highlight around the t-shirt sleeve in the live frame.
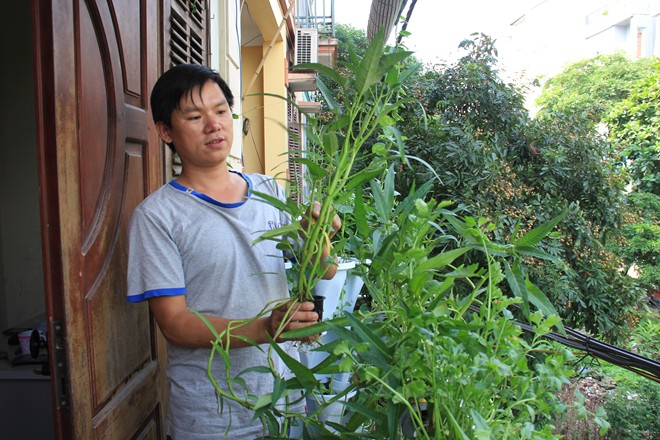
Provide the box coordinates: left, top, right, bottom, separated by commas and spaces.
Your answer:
126, 206, 186, 303
270, 177, 299, 258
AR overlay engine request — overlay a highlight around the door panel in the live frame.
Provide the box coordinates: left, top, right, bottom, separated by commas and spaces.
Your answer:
32, 0, 167, 438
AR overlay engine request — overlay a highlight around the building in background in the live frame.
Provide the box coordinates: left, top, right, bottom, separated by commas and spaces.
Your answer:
501, 0, 659, 80
492, 0, 659, 112
585, 0, 660, 59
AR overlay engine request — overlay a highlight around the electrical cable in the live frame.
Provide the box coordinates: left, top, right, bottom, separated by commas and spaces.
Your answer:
466, 303, 660, 382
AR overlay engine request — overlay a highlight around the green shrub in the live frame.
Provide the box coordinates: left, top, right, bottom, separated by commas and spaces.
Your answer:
629, 316, 660, 360
604, 379, 660, 440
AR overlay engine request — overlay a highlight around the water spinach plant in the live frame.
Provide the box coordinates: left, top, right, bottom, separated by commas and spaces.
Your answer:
254, 28, 417, 303
285, 171, 592, 439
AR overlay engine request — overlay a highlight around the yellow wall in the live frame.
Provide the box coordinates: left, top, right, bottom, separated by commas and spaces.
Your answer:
261, 40, 288, 179
241, 0, 290, 180
241, 45, 265, 175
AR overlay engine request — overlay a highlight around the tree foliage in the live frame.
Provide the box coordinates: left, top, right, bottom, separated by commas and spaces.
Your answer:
606, 63, 660, 195
611, 192, 660, 294
533, 50, 659, 295
394, 34, 641, 342
535, 52, 657, 124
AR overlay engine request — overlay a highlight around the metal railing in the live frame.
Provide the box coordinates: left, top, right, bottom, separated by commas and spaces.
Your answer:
295, 0, 335, 37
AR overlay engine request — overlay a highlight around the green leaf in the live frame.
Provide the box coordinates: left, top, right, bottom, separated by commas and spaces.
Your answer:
504, 259, 530, 318
370, 178, 389, 221
316, 76, 339, 111
190, 308, 221, 340
372, 142, 388, 156
470, 409, 493, 440
291, 157, 326, 180
444, 213, 469, 236
379, 50, 414, 82
353, 28, 387, 95
292, 62, 345, 87
375, 99, 415, 125
252, 223, 300, 245
322, 131, 339, 157
280, 319, 336, 339
515, 211, 567, 247
398, 62, 422, 86
339, 167, 385, 200
414, 247, 471, 273
344, 313, 392, 368
515, 245, 563, 262
488, 357, 513, 376
353, 185, 370, 238
394, 179, 434, 217
250, 190, 290, 212
343, 401, 387, 426
414, 199, 430, 218
239, 365, 272, 375
388, 125, 407, 160
525, 279, 566, 334
443, 402, 471, 440
254, 393, 273, 410
271, 375, 285, 406
387, 401, 398, 437
268, 337, 318, 390
382, 164, 396, 213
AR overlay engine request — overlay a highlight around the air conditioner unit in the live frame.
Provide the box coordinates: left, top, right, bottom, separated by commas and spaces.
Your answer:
295, 28, 318, 64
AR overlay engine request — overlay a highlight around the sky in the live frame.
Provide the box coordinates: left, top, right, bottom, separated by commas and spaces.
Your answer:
333, 0, 529, 64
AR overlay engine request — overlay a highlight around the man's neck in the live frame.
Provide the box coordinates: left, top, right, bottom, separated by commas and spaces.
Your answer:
177, 165, 247, 203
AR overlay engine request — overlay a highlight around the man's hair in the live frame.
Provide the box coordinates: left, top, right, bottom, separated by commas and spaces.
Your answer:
150, 64, 235, 128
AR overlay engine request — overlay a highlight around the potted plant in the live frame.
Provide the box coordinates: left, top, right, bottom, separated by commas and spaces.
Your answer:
284, 167, 578, 438
252, 27, 416, 308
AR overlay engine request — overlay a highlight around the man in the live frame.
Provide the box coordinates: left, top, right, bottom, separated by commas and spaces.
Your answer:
127, 64, 339, 439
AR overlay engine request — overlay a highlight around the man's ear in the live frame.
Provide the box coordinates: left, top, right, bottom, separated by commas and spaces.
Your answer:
155, 121, 172, 143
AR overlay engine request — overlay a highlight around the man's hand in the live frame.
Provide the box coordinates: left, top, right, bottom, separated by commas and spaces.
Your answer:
300, 201, 341, 239
300, 201, 342, 279
269, 300, 319, 342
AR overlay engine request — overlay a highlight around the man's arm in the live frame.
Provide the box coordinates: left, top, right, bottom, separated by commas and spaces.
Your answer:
148, 295, 318, 349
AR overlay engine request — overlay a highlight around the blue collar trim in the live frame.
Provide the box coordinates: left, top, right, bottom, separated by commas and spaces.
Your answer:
168, 171, 252, 208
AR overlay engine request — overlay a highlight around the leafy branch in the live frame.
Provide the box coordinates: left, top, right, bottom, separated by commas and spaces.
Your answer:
254, 28, 418, 301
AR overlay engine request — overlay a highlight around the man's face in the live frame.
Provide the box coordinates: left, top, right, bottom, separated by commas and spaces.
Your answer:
156, 80, 234, 169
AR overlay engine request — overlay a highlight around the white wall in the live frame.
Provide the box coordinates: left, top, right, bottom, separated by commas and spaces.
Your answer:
585, 1, 660, 58
210, 0, 244, 170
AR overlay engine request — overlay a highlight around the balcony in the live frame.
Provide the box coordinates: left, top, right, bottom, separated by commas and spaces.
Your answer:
294, 0, 338, 68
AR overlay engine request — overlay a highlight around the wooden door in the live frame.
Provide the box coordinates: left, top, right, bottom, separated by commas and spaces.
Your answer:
32, 0, 167, 438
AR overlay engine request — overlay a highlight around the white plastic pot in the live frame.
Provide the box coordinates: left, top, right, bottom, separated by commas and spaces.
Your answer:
305, 389, 357, 436
298, 330, 340, 382
312, 257, 363, 319
340, 269, 365, 314
312, 259, 352, 318
329, 374, 351, 393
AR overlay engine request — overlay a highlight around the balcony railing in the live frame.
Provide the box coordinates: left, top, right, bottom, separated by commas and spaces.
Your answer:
295, 0, 335, 38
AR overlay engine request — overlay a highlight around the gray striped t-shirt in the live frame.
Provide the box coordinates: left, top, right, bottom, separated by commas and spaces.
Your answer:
127, 171, 302, 439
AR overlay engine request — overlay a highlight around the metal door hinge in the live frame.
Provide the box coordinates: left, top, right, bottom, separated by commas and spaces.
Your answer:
51, 321, 71, 409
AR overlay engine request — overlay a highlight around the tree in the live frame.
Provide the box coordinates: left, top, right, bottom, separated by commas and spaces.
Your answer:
606, 63, 660, 195
335, 23, 370, 66
535, 53, 657, 124
611, 192, 660, 295
604, 65, 660, 295
395, 35, 640, 342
